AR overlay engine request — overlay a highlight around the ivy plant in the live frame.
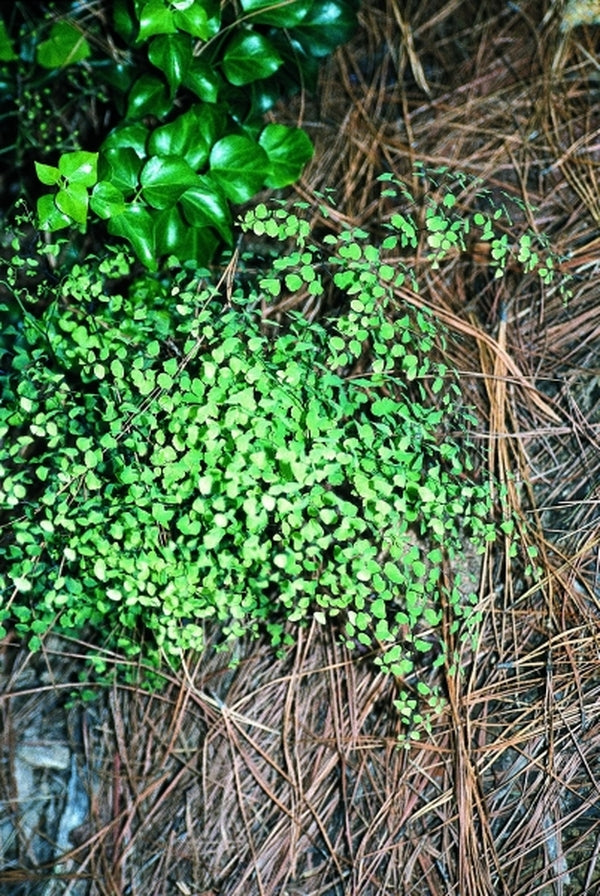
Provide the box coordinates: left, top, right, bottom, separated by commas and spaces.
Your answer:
21, 0, 358, 268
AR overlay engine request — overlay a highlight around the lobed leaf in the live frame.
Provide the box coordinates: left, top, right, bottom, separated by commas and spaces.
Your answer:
290, 0, 358, 57
91, 182, 126, 219
55, 183, 90, 225
259, 123, 314, 188
36, 21, 91, 68
137, 0, 177, 42
107, 204, 157, 270
209, 135, 269, 203
58, 151, 98, 186
148, 32, 193, 94
127, 73, 171, 119
222, 31, 283, 86
140, 155, 199, 209
179, 175, 232, 242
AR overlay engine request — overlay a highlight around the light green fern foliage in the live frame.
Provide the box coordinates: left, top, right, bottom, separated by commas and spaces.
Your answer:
0, 169, 569, 729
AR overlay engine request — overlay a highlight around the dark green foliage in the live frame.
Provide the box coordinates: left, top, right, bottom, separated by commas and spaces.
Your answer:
0, 0, 358, 266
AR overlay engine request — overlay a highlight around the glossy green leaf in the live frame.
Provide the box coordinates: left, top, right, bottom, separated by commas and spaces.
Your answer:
55, 183, 89, 225
100, 147, 143, 195
0, 19, 17, 61
291, 0, 358, 57
36, 194, 71, 231
155, 205, 188, 256
137, 0, 176, 42
148, 33, 192, 94
240, 0, 313, 27
102, 122, 149, 158
58, 151, 98, 186
217, 84, 253, 129
276, 36, 320, 91
243, 79, 282, 115
183, 59, 222, 102
222, 31, 283, 86
97, 59, 136, 95
177, 224, 219, 263
179, 175, 232, 242
35, 162, 60, 187
191, 103, 227, 150
148, 115, 192, 160
173, 1, 214, 38
259, 124, 313, 188
36, 21, 91, 68
140, 155, 199, 209
209, 135, 269, 203
90, 182, 126, 219
113, 0, 137, 42
148, 109, 210, 170
127, 74, 171, 120
107, 204, 157, 270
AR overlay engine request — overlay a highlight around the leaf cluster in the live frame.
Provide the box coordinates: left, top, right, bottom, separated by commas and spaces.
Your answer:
386, 166, 572, 294
0, 183, 496, 712
0, 0, 359, 267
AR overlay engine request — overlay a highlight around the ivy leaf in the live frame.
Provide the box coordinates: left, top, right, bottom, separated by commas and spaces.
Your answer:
179, 175, 232, 242
173, 0, 216, 38
273, 35, 320, 92
140, 155, 199, 209
107, 204, 157, 270
127, 74, 171, 119
148, 113, 194, 160
183, 59, 222, 102
177, 225, 220, 264
36, 194, 71, 232
148, 33, 193, 94
291, 0, 358, 57
100, 147, 143, 195
259, 124, 313, 188
191, 103, 227, 151
36, 21, 91, 68
113, 0, 137, 42
209, 135, 269, 203
35, 162, 61, 186
148, 109, 210, 170
137, 0, 176, 42
154, 205, 188, 257
102, 122, 149, 158
58, 151, 98, 186
240, 0, 313, 27
222, 31, 283, 86
90, 181, 126, 219
55, 183, 90, 225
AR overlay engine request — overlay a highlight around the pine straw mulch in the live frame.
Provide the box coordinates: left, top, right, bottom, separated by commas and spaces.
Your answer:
3, 0, 600, 893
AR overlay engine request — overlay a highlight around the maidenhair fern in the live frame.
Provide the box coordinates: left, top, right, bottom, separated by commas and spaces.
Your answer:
0, 170, 569, 731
